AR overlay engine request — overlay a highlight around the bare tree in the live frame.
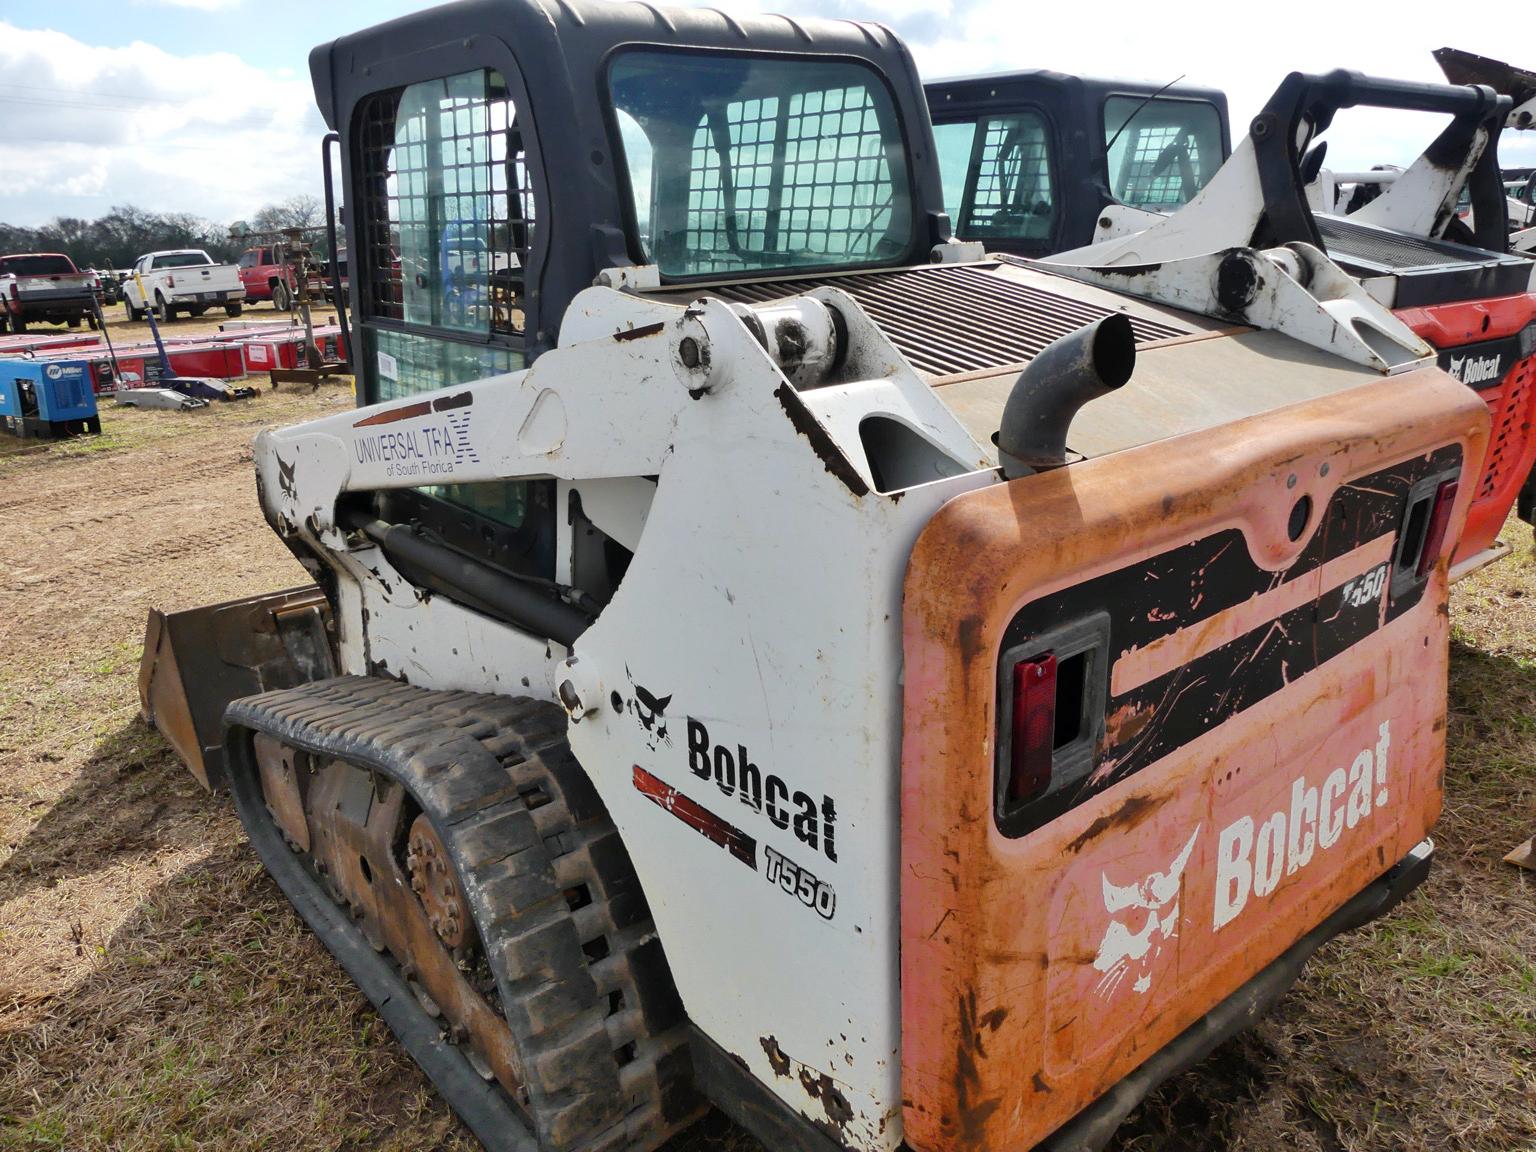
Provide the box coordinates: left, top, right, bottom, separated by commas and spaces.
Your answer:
248, 194, 326, 234
0, 194, 337, 269
0, 204, 232, 269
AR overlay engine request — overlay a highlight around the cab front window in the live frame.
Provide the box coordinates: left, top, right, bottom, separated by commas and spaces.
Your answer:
933, 111, 1056, 242
608, 50, 916, 279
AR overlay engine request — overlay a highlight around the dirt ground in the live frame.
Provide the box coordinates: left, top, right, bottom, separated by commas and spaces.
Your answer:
0, 313, 1533, 1151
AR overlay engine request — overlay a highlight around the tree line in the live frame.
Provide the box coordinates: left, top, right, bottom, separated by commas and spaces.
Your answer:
0, 195, 329, 272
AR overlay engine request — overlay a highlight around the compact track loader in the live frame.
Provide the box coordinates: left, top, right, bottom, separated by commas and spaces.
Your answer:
139, 5, 1491, 1151
932, 66, 1536, 575
1433, 48, 1536, 532
924, 71, 1232, 256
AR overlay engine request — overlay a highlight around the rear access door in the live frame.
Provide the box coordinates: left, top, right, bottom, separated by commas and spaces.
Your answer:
899, 365, 1487, 1151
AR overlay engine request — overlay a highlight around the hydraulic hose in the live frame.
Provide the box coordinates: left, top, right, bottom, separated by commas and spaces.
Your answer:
343, 510, 593, 648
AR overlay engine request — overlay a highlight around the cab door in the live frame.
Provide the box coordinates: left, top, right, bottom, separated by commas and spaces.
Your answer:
928, 78, 1072, 258
340, 45, 554, 579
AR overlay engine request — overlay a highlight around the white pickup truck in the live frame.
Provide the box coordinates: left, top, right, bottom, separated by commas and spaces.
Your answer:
124, 249, 245, 322
1506, 175, 1536, 230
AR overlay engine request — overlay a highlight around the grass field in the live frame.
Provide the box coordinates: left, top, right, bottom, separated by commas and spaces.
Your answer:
0, 334, 1532, 1150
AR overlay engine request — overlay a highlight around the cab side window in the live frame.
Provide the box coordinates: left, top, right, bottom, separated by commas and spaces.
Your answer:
351, 65, 550, 569
950, 112, 1056, 242
357, 66, 536, 399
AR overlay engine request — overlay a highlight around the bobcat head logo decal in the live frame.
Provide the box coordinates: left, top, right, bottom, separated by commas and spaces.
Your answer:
1092, 826, 1199, 998
623, 667, 672, 752
276, 455, 297, 501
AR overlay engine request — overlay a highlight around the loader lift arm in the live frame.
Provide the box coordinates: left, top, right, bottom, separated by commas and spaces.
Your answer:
1249, 70, 1510, 252
1031, 71, 1536, 376
1061, 70, 1513, 269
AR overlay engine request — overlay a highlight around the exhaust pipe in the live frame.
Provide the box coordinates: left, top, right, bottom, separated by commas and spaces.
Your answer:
997, 314, 1137, 478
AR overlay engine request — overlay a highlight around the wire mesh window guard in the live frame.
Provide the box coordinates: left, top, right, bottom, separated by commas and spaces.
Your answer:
1104, 96, 1224, 211
609, 52, 914, 278
357, 69, 535, 343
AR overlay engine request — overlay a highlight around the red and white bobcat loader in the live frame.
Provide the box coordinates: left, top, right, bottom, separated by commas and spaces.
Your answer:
1433, 48, 1536, 532
1040, 68, 1536, 574
139, 6, 1488, 1152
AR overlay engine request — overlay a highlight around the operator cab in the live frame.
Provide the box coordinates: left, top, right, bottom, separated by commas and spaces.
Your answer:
311, 0, 952, 593
315, 1, 949, 396
923, 71, 1230, 257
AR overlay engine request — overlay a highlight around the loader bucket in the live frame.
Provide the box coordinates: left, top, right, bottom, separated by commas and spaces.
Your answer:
138, 585, 335, 790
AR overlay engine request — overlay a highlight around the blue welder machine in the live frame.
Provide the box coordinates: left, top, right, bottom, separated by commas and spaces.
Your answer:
0, 358, 101, 438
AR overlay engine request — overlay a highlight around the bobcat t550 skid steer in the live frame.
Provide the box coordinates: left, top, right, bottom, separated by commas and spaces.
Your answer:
138, 4, 1489, 1151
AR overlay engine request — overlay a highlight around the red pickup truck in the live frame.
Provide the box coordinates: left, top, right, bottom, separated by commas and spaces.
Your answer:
236, 245, 336, 311
0, 253, 98, 333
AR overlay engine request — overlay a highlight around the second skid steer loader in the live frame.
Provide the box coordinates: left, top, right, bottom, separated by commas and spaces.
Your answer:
140, 4, 1489, 1151
932, 65, 1536, 576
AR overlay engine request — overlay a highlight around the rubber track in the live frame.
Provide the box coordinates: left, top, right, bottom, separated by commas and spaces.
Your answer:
224, 675, 701, 1152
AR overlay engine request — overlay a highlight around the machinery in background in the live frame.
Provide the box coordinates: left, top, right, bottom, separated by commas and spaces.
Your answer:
121, 271, 257, 403
235, 238, 326, 312
114, 387, 210, 411
0, 357, 100, 438
90, 268, 124, 306
925, 71, 1231, 258
231, 227, 351, 387
1435, 49, 1536, 262
937, 65, 1536, 572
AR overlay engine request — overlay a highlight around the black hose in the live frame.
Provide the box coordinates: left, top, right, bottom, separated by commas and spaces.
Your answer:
345, 511, 592, 647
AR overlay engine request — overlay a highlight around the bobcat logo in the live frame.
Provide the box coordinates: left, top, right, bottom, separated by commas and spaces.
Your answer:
623, 668, 672, 752
1091, 827, 1199, 998
276, 455, 297, 501
1447, 353, 1501, 386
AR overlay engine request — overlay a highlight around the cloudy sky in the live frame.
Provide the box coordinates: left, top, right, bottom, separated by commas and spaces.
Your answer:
2, 0, 1534, 227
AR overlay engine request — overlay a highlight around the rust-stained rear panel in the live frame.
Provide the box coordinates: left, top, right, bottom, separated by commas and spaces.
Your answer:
899, 367, 1488, 1152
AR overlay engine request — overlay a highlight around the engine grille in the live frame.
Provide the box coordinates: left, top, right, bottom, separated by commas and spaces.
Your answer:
1315, 216, 1534, 308
695, 263, 1192, 378
1316, 216, 1480, 271
1480, 353, 1535, 501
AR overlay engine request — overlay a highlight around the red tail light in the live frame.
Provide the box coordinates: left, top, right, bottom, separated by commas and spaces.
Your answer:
167, 275, 176, 288
1008, 654, 1057, 803
1416, 479, 1459, 578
